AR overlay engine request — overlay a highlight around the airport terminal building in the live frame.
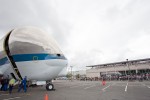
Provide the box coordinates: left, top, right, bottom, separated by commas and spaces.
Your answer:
86, 58, 150, 79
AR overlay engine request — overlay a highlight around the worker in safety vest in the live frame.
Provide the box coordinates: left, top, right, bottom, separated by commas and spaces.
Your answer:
9, 78, 15, 94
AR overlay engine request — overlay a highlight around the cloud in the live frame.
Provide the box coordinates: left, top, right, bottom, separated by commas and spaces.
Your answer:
0, 0, 150, 70
0, 0, 70, 45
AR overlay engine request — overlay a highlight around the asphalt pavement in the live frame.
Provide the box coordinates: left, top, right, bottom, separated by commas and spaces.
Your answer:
0, 80, 150, 100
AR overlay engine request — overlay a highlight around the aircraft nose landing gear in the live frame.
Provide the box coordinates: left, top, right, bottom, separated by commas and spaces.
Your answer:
46, 83, 54, 91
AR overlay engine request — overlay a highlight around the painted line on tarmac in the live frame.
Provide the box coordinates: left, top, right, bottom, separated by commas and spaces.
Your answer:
102, 85, 111, 91
142, 84, 150, 88
3, 97, 21, 100
101, 82, 116, 91
84, 85, 96, 89
141, 83, 150, 88
125, 82, 128, 92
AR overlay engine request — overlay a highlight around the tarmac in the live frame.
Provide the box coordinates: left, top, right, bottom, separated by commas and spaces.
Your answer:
0, 80, 150, 100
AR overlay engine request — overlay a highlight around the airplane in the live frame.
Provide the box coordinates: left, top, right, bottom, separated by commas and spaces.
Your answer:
0, 26, 68, 91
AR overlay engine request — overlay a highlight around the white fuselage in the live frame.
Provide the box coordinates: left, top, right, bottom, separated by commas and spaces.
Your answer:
3, 59, 68, 81
0, 26, 68, 81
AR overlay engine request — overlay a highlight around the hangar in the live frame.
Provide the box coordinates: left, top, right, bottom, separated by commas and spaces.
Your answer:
86, 58, 150, 80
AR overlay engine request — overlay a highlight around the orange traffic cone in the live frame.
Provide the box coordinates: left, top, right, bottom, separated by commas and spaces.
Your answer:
102, 80, 106, 86
44, 94, 48, 100
103, 80, 106, 85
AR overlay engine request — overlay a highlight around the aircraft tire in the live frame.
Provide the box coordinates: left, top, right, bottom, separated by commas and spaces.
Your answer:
46, 83, 54, 91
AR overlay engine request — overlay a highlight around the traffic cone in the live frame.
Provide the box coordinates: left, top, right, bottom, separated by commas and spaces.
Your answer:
102, 80, 106, 86
44, 94, 48, 100
103, 80, 106, 85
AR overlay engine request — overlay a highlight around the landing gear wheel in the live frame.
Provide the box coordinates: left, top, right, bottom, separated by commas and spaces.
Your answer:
46, 83, 54, 91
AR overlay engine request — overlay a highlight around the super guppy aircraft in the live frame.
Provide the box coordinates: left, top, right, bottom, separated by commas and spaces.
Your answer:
0, 26, 68, 91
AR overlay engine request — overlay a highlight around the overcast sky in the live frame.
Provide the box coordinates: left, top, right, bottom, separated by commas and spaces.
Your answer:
0, 0, 150, 70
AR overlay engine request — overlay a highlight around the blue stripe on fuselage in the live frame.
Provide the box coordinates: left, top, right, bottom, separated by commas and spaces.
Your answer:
0, 53, 66, 66
0, 57, 9, 66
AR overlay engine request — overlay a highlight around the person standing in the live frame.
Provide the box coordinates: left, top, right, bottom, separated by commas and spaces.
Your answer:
18, 76, 27, 92
23, 76, 27, 92
4, 77, 9, 91
0, 77, 4, 91
9, 78, 15, 94
18, 79, 23, 92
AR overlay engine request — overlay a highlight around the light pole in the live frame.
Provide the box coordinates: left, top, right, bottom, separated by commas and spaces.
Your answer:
126, 59, 131, 81
70, 66, 73, 81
